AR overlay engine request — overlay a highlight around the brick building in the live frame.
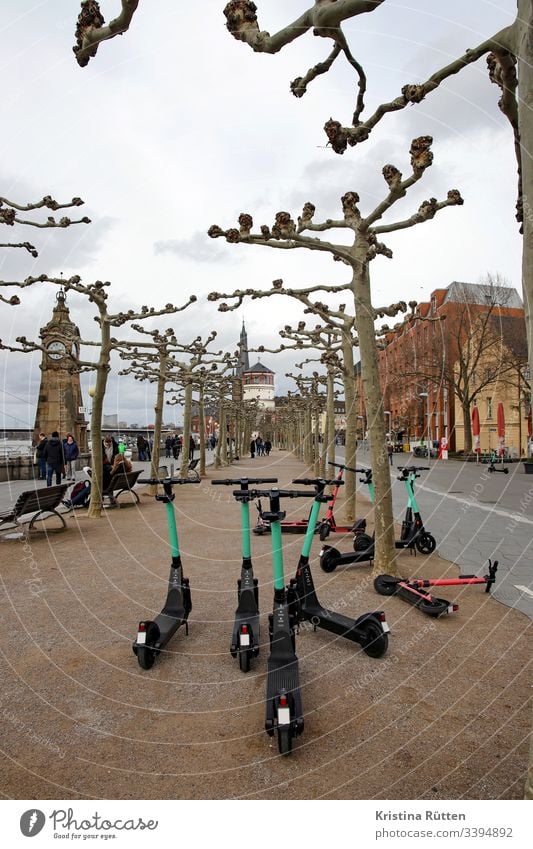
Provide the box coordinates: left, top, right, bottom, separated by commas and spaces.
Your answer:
374, 281, 525, 451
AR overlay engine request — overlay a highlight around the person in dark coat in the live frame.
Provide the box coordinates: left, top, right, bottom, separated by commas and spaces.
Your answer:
44, 431, 65, 486
165, 436, 173, 458
250, 439, 255, 459
264, 439, 272, 456
189, 435, 196, 461
35, 432, 48, 480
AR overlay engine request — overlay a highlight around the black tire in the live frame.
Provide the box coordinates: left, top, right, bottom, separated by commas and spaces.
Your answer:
353, 533, 373, 554
320, 546, 339, 573
360, 618, 388, 658
252, 525, 268, 536
415, 532, 436, 554
238, 649, 251, 673
373, 574, 399, 596
137, 646, 156, 669
277, 727, 293, 756
418, 596, 451, 617
319, 521, 331, 542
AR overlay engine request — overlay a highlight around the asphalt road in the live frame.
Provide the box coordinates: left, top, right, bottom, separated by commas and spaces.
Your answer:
335, 447, 533, 619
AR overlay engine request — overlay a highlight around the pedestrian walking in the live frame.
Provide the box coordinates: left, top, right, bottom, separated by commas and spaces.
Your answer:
44, 431, 65, 486
250, 439, 255, 459
264, 439, 272, 456
387, 443, 393, 466
165, 436, 172, 458
189, 435, 196, 461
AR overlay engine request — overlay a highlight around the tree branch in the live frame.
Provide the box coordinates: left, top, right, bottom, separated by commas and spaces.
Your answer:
73, 0, 140, 67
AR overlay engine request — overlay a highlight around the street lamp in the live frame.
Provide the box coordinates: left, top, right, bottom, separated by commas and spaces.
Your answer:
418, 391, 431, 459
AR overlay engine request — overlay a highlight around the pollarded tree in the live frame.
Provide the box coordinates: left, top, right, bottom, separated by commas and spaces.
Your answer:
0, 193, 90, 303
0, 273, 195, 516
222, 0, 533, 427
208, 137, 463, 571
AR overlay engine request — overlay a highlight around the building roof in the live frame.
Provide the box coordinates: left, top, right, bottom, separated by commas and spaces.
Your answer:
244, 361, 274, 374
444, 281, 523, 309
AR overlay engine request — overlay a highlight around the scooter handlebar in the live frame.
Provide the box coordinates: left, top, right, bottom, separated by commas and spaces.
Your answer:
212, 477, 278, 486
397, 465, 429, 473
138, 477, 200, 485
239, 488, 315, 500
328, 461, 359, 473
292, 478, 344, 487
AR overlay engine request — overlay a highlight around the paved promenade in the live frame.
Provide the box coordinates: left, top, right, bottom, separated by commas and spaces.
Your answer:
0, 449, 530, 800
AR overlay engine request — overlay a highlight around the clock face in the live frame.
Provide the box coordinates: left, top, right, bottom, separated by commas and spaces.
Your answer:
47, 340, 66, 360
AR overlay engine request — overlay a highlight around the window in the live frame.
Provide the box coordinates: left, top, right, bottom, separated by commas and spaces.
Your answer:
487, 397, 493, 419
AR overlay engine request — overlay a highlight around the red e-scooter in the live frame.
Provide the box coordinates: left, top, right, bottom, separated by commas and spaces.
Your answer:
253, 461, 351, 536
373, 560, 498, 617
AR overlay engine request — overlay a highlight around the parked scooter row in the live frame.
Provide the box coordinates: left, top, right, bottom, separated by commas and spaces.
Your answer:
130, 466, 500, 754
319, 464, 436, 572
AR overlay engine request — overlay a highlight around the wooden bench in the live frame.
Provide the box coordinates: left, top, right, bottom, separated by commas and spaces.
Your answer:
0, 484, 69, 536
102, 469, 142, 507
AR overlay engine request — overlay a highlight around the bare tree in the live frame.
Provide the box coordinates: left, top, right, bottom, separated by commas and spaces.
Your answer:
73, 0, 139, 67
1, 274, 195, 515
208, 138, 462, 571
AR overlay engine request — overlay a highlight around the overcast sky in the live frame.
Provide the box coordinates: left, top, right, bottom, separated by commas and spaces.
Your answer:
0, 0, 521, 431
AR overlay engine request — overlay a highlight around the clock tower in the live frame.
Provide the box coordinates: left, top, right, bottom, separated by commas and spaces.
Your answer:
33, 289, 87, 450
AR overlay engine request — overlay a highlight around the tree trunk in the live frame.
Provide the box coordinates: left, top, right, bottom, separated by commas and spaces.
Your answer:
517, 0, 533, 395
353, 263, 397, 575
148, 351, 166, 494
87, 319, 110, 519
199, 384, 206, 476
462, 399, 473, 454
180, 381, 192, 477
342, 332, 357, 523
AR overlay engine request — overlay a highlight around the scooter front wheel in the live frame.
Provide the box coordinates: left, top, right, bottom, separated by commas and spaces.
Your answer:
415, 532, 436, 554
373, 574, 399, 596
277, 727, 293, 756
318, 521, 331, 541
320, 546, 339, 573
360, 618, 388, 658
137, 646, 157, 669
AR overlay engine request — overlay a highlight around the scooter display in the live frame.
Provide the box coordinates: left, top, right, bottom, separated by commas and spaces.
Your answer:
211, 476, 277, 672
287, 477, 390, 656
132, 476, 199, 669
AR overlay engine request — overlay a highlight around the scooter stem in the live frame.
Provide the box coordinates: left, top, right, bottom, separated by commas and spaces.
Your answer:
240, 500, 251, 560
301, 499, 322, 558
165, 501, 180, 558
271, 519, 285, 590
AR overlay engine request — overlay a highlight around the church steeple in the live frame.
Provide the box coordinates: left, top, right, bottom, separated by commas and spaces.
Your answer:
237, 319, 249, 376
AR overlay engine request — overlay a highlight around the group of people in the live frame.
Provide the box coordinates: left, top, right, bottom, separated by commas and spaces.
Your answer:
164, 434, 199, 461
250, 436, 271, 458
64, 436, 133, 509
35, 431, 80, 487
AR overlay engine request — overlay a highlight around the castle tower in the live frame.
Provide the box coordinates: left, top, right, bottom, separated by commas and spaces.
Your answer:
242, 360, 275, 410
33, 290, 87, 449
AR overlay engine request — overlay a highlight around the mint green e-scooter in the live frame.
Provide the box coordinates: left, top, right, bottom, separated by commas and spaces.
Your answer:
132, 476, 199, 669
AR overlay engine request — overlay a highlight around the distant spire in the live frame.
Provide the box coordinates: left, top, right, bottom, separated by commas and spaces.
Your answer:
237, 320, 249, 376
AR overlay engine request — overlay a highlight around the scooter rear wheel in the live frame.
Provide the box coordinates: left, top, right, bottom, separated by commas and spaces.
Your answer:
418, 596, 451, 617
373, 574, 399, 596
320, 546, 339, 573
239, 649, 251, 673
415, 532, 436, 554
359, 618, 388, 658
353, 533, 374, 554
137, 646, 157, 669
277, 727, 293, 756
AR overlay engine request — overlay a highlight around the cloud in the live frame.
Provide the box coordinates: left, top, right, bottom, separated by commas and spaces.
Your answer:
153, 231, 242, 264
